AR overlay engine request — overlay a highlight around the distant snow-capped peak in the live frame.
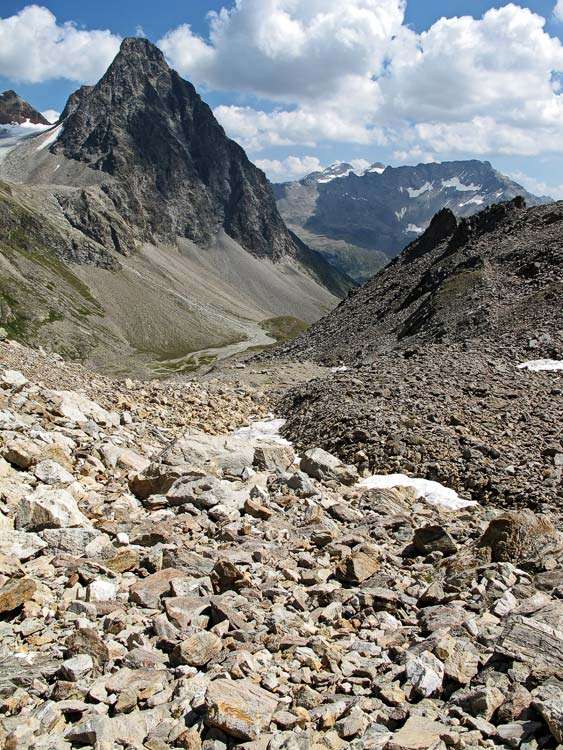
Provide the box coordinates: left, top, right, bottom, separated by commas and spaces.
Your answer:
308, 160, 387, 184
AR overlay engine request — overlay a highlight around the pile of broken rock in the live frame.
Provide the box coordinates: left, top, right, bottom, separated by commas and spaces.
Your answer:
0, 348, 562, 749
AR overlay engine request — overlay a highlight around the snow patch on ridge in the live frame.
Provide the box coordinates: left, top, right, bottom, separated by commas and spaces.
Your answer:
442, 176, 481, 192
0, 119, 52, 163
459, 196, 485, 207
406, 223, 425, 234
366, 164, 385, 174
359, 474, 477, 510
317, 174, 341, 183
35, 124, 63, 151
407, 182, 433, 198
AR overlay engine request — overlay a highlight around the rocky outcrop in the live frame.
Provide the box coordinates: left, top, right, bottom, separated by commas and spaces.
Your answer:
0, 90, 50, 126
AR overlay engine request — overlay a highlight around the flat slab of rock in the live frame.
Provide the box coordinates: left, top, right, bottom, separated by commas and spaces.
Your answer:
172, 630, 222, 667
0, 577, 36, 613
205, 678, 278, 741
388, 716, 447, 750
496, 615, 563, 676
33, 459, 74, 486
0, 529, 46, 560
129, 568, 187, 609
162, 434, 256, 476
47, 390, 119, 427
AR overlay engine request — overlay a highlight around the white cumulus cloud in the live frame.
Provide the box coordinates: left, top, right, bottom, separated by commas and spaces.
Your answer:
215, 97, 387, 151
255, 155, 323, 181
508, 170, 563, 199
0, 5, 121, 84
555, 1, 563, 21
161, 0, 401, 151
162, 2, 563, 162
41, 109, 60, 124
159, 0, 405, 100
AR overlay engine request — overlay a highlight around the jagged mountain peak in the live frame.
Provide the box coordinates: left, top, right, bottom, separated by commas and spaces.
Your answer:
50, 36, 348, 276
0, 38, 351, 372
0, 90, 50, 126
97, 36, 171, 89
303, 161, 387, 186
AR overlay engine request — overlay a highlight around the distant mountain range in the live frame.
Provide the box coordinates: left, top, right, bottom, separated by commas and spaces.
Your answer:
0, 40, 351, 376
274, 160, 551, 282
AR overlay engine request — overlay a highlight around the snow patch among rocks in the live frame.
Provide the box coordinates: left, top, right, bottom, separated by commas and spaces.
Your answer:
237, 420, 476, 511
359, 473, 477, 510
232, 418, 292, 446
518, 360, 563, 372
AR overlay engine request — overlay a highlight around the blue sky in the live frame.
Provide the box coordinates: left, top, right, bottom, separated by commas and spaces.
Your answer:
1, 1, 563, 195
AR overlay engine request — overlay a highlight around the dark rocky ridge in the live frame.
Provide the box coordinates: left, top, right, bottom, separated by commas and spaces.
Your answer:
51, 38, 350, 296
270, 198, 563, 365
0, 90, 50, 126
275, 160, 549, 281
273, 198, 562, 511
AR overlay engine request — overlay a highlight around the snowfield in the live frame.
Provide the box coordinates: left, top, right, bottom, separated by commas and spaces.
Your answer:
407, 182, 433, 198
518, 360, 563, 372
442, 176, 481, 192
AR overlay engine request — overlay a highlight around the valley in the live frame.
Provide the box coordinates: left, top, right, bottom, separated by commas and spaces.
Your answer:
0, 39, 350, 377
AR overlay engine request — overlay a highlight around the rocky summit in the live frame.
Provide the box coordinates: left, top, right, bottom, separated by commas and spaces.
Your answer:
51, 38, 318, 265
0, 91, 50, 127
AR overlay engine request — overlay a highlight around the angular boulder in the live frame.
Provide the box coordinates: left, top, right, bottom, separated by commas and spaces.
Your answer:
16, 487, 91, 531
478, 510, 561, 563
253, 444, 295, 473
0, 529, 47, 560
0, 577, 36, 613
205, 678, 278, 741
300, 448, 358, 485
